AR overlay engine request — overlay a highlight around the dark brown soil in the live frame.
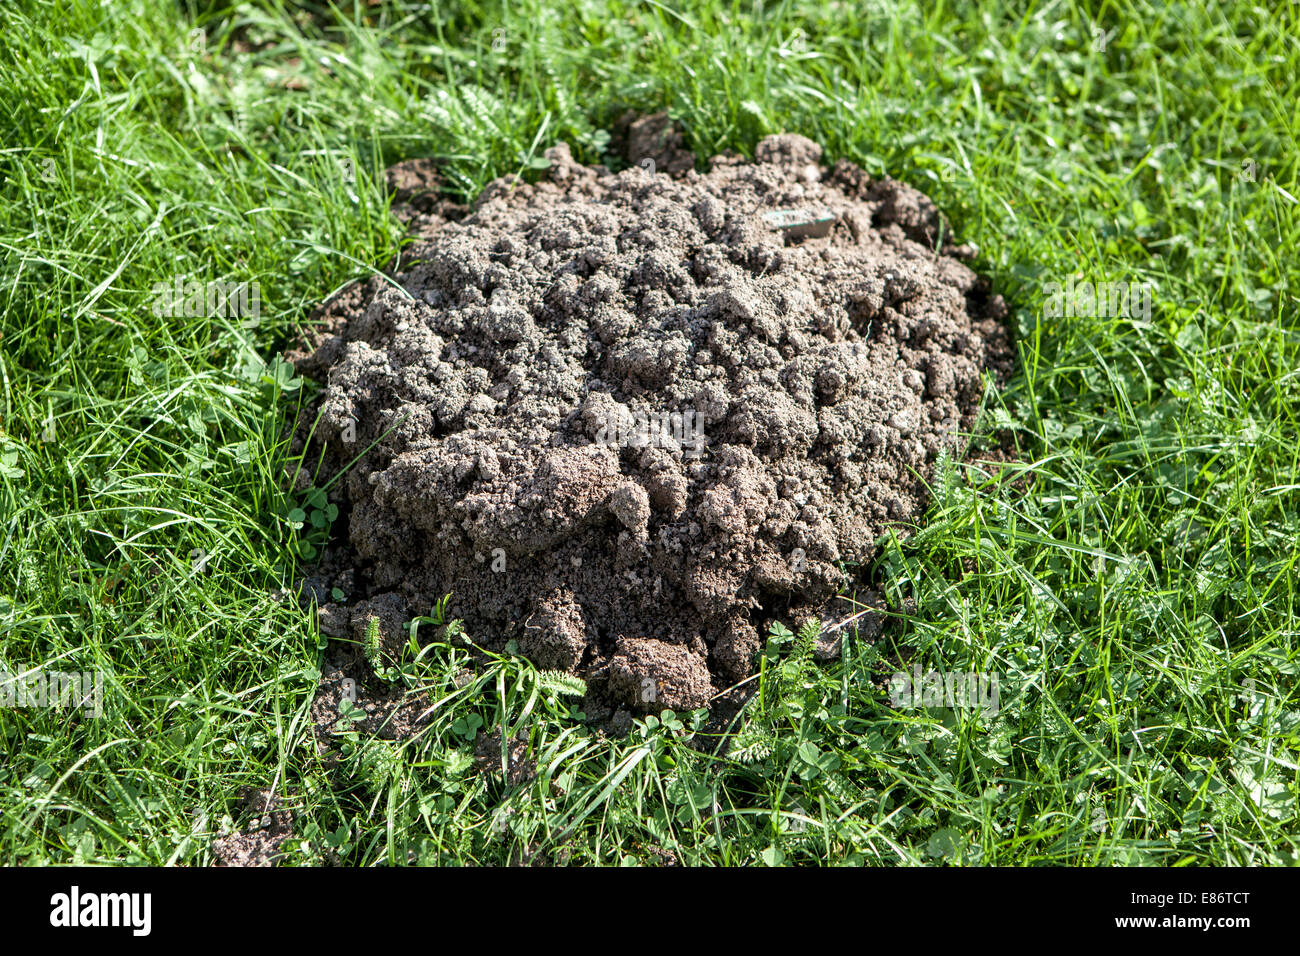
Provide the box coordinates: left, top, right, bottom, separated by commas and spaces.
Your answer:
288, 131, 1010, 717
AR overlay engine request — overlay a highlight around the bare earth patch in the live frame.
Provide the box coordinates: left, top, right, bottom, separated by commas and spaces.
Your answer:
211, 788, 294, 867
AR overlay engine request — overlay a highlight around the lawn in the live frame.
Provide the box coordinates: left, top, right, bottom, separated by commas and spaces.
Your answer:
1, 0, 1297, 866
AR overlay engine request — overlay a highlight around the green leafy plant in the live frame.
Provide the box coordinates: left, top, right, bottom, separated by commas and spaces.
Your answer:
284, 486, 337, 562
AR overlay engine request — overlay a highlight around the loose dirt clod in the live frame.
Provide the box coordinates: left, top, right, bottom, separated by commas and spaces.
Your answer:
289, 132, 1011, 716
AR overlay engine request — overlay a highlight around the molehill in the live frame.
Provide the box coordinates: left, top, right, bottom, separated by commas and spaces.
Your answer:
289, 131, 1011, 716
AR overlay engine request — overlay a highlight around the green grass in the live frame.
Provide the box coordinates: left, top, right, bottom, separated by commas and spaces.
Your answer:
1, 0, 1297, 865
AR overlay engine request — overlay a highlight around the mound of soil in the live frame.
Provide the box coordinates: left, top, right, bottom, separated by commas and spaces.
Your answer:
289, 132, 1010, 715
